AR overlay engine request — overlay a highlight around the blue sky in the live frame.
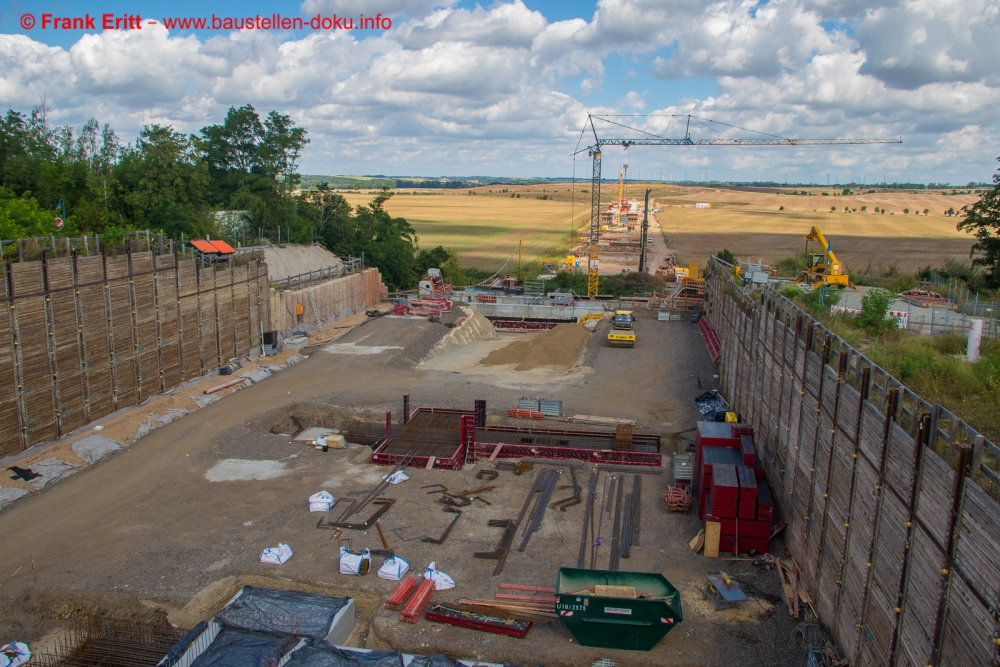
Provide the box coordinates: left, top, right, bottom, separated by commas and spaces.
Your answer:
2, 0, 998, 183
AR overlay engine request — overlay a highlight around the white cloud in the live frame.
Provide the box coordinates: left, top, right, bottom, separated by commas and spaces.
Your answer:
0, 0, 995, 182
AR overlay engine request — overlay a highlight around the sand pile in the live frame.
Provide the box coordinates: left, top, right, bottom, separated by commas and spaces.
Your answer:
482, 323, 591, 370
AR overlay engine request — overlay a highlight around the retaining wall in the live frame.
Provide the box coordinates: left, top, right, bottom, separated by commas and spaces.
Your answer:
269, 268, 386, 334
0, 253, 270, 456
704, 257, 1000, 666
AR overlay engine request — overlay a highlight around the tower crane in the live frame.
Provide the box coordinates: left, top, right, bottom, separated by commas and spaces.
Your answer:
574, 114, 901, 297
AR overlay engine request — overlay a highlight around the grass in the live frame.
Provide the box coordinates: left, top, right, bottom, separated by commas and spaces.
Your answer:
341, 191, 589, 271
786, 290, 1000, 446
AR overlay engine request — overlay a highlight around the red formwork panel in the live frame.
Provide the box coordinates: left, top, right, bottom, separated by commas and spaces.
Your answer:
474, 442, 662, 467
696, 421, 740, 448
710, 464, 739, 519
756, 480, 774, 521
372, 444, 466, 470
737, 465, 758, 520
698, 316, 722, 362
740, 435, 756, 466
718, 534, 770, 555
705, 500, 772, 538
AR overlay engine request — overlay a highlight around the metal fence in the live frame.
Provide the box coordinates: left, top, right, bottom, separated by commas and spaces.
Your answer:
703, 256, 1000, 666
275, 257, 364, 291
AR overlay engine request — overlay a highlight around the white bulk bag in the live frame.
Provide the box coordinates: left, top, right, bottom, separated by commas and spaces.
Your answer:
377, 556, 410, 581
308, 491, 335, 512
260, 543, 293, 565
339, 546, 372, 575
423, 561, 455, 590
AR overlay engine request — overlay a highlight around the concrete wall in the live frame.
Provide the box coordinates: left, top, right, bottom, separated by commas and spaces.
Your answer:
270, 268, 387, 334
262, 244, 344, 281
0, 253, 270, 456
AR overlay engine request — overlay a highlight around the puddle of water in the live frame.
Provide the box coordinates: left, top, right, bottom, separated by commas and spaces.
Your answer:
205, 459, 289, 482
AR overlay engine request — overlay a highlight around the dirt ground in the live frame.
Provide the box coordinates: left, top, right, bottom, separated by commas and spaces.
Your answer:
0, 314, 808, 667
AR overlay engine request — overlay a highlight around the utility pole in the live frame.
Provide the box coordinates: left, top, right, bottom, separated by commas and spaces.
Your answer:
638, 189, 652, 273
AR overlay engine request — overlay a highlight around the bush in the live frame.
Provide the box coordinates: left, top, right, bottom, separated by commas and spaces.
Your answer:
716, 248, 737, 265
775, 250, 807, 272
857, 288, 894, 333
802, 286, 842, 311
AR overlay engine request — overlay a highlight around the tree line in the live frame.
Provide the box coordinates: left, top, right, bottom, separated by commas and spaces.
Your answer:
0, 104, 454, 289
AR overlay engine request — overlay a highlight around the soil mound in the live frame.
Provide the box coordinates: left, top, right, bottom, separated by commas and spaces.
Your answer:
481, 323, 591, 370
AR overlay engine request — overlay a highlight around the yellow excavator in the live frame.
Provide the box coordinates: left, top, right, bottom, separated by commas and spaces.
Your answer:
791, 226, 859, 291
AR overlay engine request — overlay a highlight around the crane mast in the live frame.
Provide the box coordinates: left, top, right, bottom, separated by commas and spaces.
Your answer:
576, 114, 901, 297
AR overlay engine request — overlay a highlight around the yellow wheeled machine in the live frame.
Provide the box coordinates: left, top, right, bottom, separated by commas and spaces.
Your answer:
607, 310, 636, 348
791, 226, 859, 291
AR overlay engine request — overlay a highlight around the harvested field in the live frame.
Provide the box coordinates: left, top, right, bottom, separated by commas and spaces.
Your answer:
481, 323, 591, 370
654, 186, 979, 272
341, 191, 588, 270
341, 184, 978, 274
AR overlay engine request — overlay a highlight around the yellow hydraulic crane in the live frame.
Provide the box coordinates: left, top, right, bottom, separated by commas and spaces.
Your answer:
574, 114, 900, 297
791, 226, 859, 291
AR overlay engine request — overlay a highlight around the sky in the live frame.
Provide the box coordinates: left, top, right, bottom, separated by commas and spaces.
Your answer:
1, 0, 998, 184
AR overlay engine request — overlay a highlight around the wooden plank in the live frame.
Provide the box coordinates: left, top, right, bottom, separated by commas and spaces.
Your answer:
915, 451, 956, 547
885, 423, 917, 502
836, 383, 861, 443
896, 526, 945, 667
704, 521, 721, 558
857, 401, 886, 468
953, 483, 1000, 611
938, 574, 997, 667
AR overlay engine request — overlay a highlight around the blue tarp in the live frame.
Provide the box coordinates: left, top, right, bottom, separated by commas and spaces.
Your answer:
216, 586, 350, 641
190, 628, 297, 667
284, 644, 404, 667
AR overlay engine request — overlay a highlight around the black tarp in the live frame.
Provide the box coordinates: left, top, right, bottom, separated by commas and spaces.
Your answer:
189, 628, 297, 667
694, 391, 729, 422
216, 586, 351, 641
158, 621, 207, 667
406, 657, 461, 667
283, 644, 405, 667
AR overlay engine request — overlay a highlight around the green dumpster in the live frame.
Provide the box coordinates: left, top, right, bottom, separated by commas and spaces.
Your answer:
554, 567, 683, 651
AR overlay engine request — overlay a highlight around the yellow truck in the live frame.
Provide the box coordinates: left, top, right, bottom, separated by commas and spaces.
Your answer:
607, 310, 636, 348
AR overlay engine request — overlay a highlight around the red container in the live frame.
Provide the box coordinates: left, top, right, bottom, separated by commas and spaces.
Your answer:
737, 466, 758, 520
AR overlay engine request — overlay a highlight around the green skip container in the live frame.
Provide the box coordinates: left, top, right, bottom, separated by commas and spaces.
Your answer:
554, 567, 683, 652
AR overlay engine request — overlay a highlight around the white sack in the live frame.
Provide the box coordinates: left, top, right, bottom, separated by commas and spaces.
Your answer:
260, 543, 293, 564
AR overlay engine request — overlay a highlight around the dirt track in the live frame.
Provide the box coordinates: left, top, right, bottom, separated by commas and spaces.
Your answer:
0, 315, 802, 667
